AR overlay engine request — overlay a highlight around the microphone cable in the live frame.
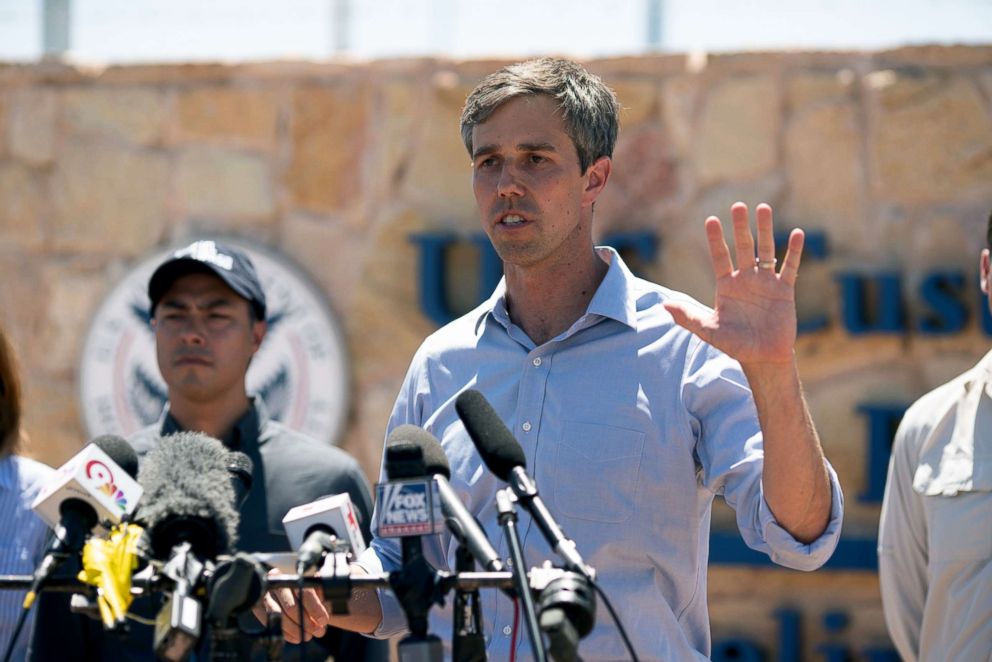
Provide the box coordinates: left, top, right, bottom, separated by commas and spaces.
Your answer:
510, 597, 520, 662
591, 581, 640, 662
1, 598, 34, 662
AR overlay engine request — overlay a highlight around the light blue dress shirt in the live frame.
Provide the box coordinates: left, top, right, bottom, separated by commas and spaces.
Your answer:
360, 248, 844, 661
0, 454, 53, 661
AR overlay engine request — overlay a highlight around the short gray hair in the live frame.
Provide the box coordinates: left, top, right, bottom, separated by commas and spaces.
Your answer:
460, 57, 621, 173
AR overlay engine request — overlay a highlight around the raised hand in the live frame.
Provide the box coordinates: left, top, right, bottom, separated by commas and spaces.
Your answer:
663, 202, 803, 366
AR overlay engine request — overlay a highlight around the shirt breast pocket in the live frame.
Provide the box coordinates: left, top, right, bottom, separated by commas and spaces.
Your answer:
927, 488, 992, 562
553, 421, 645, 523
923, 452, 992, 562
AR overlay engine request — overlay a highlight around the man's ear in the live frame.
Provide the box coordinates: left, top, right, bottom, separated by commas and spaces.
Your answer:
981, 249, 990, 295
251, 321, 267, 353
581, 156, 612, 207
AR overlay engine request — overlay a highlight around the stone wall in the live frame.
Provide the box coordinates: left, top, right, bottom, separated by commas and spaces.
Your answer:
2, 46, 991, 658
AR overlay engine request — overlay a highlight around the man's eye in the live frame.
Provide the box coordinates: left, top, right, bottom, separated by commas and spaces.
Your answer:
529, 154, 546, 164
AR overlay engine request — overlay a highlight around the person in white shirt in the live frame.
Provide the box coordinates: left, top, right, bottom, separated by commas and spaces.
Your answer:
878, 208, 992, 661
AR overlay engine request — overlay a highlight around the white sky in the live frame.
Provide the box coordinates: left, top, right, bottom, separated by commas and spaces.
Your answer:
0, 0, 989, 63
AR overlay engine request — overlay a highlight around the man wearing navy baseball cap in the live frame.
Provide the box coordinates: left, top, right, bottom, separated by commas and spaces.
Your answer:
31, 240, 386, 661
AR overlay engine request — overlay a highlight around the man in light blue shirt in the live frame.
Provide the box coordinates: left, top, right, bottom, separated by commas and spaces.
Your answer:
268, 57, 843, 660
0, 325, 53, 662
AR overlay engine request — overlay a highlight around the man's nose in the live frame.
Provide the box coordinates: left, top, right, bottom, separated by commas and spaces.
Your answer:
496, 164, 524, 198
178, 318, 207, 345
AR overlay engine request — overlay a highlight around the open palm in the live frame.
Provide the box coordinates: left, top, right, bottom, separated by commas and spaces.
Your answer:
664, 202, 803, 366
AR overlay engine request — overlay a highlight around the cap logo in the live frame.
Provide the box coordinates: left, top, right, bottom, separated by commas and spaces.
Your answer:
176, 240, 234, 271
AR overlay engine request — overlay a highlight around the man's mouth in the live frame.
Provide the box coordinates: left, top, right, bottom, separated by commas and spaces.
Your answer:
499, 214, 528, 226
175, 355, 211, 366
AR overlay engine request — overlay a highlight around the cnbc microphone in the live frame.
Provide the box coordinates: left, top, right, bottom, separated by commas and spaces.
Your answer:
455, 390, 594, 581
1, 436, 142, 662
376, 426, 446, 662
137, 432, 239, 662
27, 435, 142, 606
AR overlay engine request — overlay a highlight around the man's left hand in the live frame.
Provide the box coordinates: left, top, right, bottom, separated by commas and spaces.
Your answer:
664, 201, 802, 366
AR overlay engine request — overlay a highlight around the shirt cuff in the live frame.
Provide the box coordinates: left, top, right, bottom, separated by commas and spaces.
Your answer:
354, 544, 410, 639
757, 462, 845, 571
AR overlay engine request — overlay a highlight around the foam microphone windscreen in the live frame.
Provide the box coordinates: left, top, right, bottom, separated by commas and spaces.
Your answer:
89, 434, 140, 480
137, 432, 239, 560
387, 425, 451, 479
454, 389, 526, 481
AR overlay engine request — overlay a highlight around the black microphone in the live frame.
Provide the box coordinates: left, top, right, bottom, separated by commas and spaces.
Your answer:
137, 432, 240, 661
455, 389, 594, 581
379, 427, 445, 660
391, 424, 504, 573
226, 450, 253, 510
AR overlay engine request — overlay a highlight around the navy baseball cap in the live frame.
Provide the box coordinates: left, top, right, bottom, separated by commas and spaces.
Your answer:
148, 240, 267, 320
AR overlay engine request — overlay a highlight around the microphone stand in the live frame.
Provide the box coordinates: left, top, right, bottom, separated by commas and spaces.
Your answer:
391, 539, 444, 662
496, 488, 547, 662
452, 545, 487, 662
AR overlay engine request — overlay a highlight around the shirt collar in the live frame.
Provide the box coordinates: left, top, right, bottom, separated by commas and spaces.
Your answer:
482, 246, 639, 335
158, 396, 264, 450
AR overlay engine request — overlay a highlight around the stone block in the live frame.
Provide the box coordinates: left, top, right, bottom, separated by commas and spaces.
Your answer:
597, 125, 679, 228
20, 376, 86, 468
783, 102, 865, 228
612, 80, 658, 127
37, 264, 105, 377
786, 69, 855, 109
287, 84, 368, 214
51, 142, 170, 255
661, 75, 701, 159
280, 213, 370, 311
399, 82, 479, 219
694, 75, 780, 183
366, 80, 421, 207
176, 147, 274, 219
869, 73, 992, 203
7, 87, 57, 165
176, 86, 279, 148
63, 86, 167, 146
0, 162, 46, 250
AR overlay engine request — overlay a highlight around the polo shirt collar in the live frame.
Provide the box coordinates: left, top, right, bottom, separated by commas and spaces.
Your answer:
157, 396, 264, 451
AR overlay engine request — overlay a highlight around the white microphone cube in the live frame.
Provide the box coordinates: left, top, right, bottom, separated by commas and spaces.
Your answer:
282, 493, 366, 556
31, 444, 143, 532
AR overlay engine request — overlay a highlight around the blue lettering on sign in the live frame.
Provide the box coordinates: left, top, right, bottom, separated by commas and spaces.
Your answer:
918, 271, 968, 334
857, 403, 907, 504
837, 272, 906, 334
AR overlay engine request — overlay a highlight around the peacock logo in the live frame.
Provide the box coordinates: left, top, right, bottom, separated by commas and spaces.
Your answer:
86, 460, 129, 511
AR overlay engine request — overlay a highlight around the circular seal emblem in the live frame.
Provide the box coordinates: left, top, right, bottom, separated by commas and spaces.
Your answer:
79, 238, 349, 445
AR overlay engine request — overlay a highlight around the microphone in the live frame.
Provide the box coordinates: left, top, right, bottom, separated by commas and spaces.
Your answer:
455, 389, 594, 581
378, 426, 445, 658
226, 450, 253, 509
282, 493, 366, 573
27, 435, 143, 607
137, 432, 239, 561
136, 432, 240, 661
389, 424, 504, 573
